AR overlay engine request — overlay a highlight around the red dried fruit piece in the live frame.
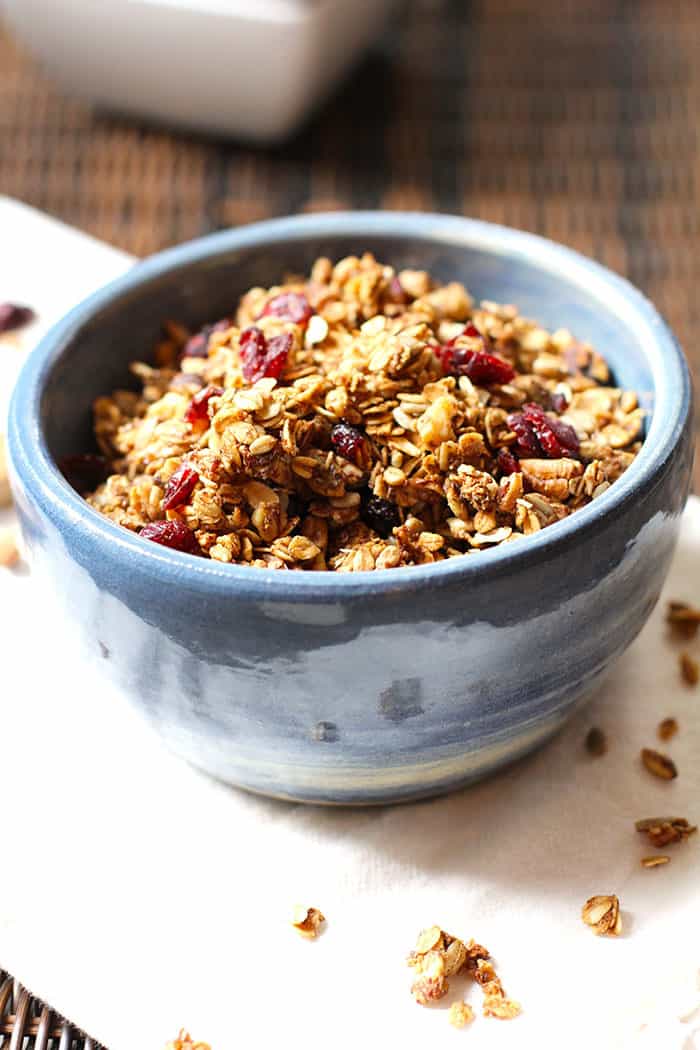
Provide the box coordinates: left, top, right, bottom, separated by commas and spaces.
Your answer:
139, 520, 200, 555
508, 403, 579, 459
0, 302, 35, 334
181, 318, 231, 359
439, 323, 515, 385
331, 421, 366, 465
185, 384, 223, 424
162, 463, 199, 510
497, 449, 520, 475
259, 292, 313, 326
239, 327, 292, 383
59, 454, 110, 493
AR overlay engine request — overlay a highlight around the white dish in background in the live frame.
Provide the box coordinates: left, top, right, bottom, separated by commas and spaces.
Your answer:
2, 0, 398, 142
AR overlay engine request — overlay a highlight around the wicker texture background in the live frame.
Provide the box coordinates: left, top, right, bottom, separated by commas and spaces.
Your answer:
0, 1, 698, 1042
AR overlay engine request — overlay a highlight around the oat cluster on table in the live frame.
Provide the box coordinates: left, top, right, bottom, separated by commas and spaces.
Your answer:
82, 254, 644, 571
407, 925, 520, 1023
164, 1032, 210, 1050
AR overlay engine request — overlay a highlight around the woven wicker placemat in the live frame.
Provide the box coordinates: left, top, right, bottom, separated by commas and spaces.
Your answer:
0, 2, 698, 1043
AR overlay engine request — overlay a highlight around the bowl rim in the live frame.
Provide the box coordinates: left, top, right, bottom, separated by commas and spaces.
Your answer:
8, 210, 692, 600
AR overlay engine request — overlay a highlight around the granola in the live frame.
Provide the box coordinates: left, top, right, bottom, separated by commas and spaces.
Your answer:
680, 652, 699, 686
635, 816, 697, 847
80, 254, 644, 571
581, 894, 622, 936
641, 748, 678, 780
164, 1032, 210, 1050
291, 905, 325, 939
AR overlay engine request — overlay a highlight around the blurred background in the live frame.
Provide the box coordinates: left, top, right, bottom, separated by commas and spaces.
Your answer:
0, 0, 698, 482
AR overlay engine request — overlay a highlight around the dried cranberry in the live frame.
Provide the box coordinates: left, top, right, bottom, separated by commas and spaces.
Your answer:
549, 390, 569, 414
181, 318, 230, 359
185, 384, 223, 423
0, 302, 35, 334
439, 323, 514, 385
363, 496, 401, 538
331, 422, 366, 465
162, 463, 199, 510
59, 454, 109, 493
239, 327, 292, 383
260, 292, 313, 326
497, 449, 520, 475
508, 403, 579, 459
139, 520, 200, 555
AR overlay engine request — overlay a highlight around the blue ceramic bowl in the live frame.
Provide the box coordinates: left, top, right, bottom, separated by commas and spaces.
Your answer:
8, 213, 694, 804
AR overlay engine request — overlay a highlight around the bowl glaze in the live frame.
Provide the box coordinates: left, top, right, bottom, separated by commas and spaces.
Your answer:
8, 213, 694, 804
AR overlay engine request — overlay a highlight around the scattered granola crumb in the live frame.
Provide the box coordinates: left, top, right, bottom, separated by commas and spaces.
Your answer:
635, 816, 697, 847
641, 855, 671, 868
291, 904, 325, 938
0, 527, 19, 568
667, 601, 700, 640
448, 1001, 475, 1028
657, 716, 679, 740
641, 747, 678, 780
680, 652, 699, 687
585, 726, 607, 756
0, 301, 35, 334
407, 928, 520, 1020
164, 1031, 211, 1050
581, 894, 622, 936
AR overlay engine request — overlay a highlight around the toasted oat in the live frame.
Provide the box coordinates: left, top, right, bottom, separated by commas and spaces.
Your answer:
657, 717, 679, 741
0, 527, 19, 568
78, 254, 643, 571
408, 929, 519, 1020
680, 652, 699, 686
635, 816, 697, 847
581, 894, 622, 936
641, 855, 671, 868
164, 1032, 211, 1050
585, 726, 607, 756
448, 1001, 475, 1028
410, 950, 450, 1005
667, 601, 700, 640
641, 748, 678, 780
291, 904, 325, 939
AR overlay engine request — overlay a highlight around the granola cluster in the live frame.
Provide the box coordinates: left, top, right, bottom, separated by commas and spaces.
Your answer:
407, 925, 520, 1023
84, 254, 643, 571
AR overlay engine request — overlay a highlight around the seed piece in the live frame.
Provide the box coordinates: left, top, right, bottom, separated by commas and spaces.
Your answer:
291, 905, 325, 939
641, 748, 678, 780
641, 855, 670, 868
448, 1001, 475, 1028
635, 816, 696, 847
657, 717, 679, 741
680, 652, 699, 686
581, 894, 622, 936
0, 527, 19, 568
585, 727, 607, 757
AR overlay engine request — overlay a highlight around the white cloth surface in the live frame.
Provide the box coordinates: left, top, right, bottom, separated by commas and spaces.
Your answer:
1, 197, 699, 1050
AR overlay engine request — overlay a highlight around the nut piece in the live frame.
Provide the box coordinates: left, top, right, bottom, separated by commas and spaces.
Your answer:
291, 905, 325, 939
657, 717, 679, 741
164, 1032, 211, 1050
635, 816, 697, 847
0, 528, 19, 568
410, 950, 449, 1005
641, 748, 678, 780
585, 727, 607, 757
448, 1001, 475, 1028
680, 652, 699, 686
641, 855, 670, 869
581, 894, 622, 936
